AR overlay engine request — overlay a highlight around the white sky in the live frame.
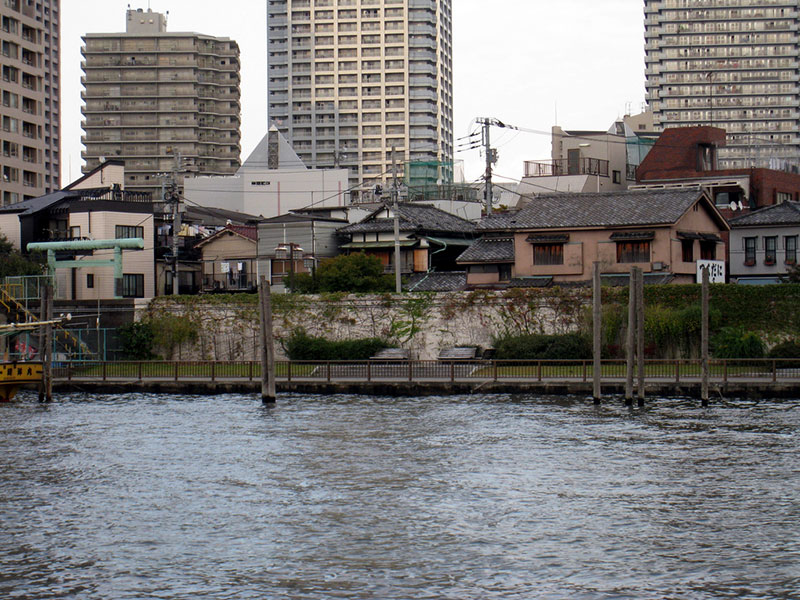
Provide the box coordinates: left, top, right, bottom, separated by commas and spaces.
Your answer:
60, 0, 646, 187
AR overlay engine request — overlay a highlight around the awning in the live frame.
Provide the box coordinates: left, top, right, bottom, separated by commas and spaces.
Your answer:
526, 234, 570, 243
341, 240, 418, 249
610, 230, 655, 241
678, 231, 722, 242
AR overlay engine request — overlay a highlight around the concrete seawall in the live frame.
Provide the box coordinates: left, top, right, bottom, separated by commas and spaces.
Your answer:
53, 379, 800, 400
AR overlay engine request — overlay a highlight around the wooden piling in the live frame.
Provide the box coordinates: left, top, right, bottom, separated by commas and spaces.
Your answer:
701, 266, 710, 407
258, 276, 276, 403
592, 261, 602, 404
625, 267, 636, 405
635, 268, 645, 407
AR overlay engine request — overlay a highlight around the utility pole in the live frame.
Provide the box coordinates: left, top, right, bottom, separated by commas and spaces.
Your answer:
167, 152, 182, 296
477, 118, 497, 216
392, 147, 402, 294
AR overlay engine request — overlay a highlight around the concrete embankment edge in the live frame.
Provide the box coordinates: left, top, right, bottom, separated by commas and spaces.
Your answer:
52, 380, 800, 399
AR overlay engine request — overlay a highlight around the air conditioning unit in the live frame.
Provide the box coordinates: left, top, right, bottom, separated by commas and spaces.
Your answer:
652, 261, 665, 271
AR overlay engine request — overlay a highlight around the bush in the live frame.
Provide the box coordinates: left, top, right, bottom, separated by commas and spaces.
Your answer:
118, 321, 157, 360
768, 340, 800, 368
283, 329, 392, 361
494, 333, 591, 360
290, 253, 395, 293
711, 327, 765, 359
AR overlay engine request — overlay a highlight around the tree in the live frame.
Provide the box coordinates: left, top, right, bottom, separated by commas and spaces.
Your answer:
296, 253, 395, 293
785, 262, 800, 283
0, 232, 45, 278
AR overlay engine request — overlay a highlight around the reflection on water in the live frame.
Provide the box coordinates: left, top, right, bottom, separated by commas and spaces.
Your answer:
1, 393, 798, 599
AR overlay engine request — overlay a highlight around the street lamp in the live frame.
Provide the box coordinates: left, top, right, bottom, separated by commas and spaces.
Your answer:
275, 243, 304, 292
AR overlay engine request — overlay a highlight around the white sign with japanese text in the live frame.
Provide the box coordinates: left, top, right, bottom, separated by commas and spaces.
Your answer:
696, 260, 725, 283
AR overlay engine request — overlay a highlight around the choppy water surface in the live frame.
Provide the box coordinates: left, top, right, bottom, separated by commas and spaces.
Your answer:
1, 393, 798, 599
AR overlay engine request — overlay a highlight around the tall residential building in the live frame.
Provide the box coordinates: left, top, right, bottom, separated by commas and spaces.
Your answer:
80, 8, 241, 197
267, 0, 454, 199
1, 0, 60, 206
644, 0, 800, 169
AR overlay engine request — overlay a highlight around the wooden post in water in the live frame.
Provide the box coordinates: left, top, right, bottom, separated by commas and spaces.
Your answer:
636, 268, 645, 407
701, 266, 710, 407
592, 261, 602, 404
258, 276, 276, 404
625, 267, 637, 405
38, 284, 53, 402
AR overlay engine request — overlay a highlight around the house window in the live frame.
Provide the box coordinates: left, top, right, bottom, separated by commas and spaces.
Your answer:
69, 225, 80, 240
86, 273, 94, 289
700, 241, 716, 260
744, 237, 757, 265
776, 191, 792, 204
616, 241, 650, 263
116, 225, 144, 239
681, 239, 693, 262
533, 243, 564, 266
612, 170, 621, 184
122, 273, 144, 298
498, 264, 511, 281
764, 236, 777, 265
697, 143, 716, 171
785, 235, 797, 264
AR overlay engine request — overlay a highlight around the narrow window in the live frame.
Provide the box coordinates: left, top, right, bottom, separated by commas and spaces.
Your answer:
785, 235, 797, 264
744, 237, 757, 265
764, 236, 777, 265
681, 239, 694, 262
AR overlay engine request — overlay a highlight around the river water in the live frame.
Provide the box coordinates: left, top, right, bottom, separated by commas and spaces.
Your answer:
0, 392, 798, 599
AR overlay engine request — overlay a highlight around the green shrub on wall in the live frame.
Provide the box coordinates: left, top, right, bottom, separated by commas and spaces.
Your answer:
493, 333, 592, 360
711, 327, 766, 359
282, 329, 393, 361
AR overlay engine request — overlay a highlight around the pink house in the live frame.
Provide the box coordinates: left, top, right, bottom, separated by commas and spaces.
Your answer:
458, 188, 730, 287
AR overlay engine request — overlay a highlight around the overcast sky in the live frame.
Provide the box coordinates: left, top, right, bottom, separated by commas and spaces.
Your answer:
60, 0, 646, 186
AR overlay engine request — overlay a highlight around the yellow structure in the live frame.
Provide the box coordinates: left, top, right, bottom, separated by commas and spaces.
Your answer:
0, 361, 42, 402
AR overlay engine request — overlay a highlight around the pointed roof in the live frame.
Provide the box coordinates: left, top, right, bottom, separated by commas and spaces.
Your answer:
238, 125, 306, 173
194, 225, 257, 248
728, 201, 800, 227
338, 202, 476, 235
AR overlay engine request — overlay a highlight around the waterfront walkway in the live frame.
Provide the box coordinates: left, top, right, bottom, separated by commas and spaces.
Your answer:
51, 359, 800, 399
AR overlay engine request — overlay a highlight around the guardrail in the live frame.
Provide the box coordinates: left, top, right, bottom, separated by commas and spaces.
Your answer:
53, 358, 800, 384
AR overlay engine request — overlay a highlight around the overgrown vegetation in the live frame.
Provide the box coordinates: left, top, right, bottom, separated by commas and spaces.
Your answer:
711, 327, 766, 359
291, 253, 395, 293
493, 333, 592, 360
282, 329, 392, 361
0, 233, 45, 278
118, 321, 157, 360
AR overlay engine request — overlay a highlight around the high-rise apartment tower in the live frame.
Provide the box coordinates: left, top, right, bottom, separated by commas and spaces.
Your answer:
267, 0, 453, 197
80, 8, 241, 196
644, 0, 800, 169
1, 0, 60, 205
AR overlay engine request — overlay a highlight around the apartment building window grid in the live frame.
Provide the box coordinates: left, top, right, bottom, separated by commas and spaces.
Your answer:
268, 0, 453, 193
644, 0, 800, 170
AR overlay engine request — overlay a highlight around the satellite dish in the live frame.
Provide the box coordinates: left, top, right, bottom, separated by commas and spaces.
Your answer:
737, 200, 744, 210
729, 201, 737, 211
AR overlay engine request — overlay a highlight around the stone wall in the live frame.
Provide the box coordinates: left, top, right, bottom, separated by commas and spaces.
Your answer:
141, 289, 591, 361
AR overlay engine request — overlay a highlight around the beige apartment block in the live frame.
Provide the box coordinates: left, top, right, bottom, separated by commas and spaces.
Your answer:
267, 0, 453, 198
80, 8, 241, 197
1, 0, 60, 206
644, 0, 800, 169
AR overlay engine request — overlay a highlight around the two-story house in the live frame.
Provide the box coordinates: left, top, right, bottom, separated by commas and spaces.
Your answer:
728, 202, 800, 284
458, 188, 729, 287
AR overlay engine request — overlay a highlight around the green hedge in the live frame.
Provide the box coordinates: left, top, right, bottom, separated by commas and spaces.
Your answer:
283, 329, 392, 361
493, 333, 592, 361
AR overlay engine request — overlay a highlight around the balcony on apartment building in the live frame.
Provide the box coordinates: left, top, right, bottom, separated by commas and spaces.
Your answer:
524, 157, 610, 178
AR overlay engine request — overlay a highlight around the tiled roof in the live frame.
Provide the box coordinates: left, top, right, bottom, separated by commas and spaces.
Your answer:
728, 201, 800, 227
477, 188, 710, 231
226, 225, 258, 241
456, 237, 514, 263
405, 272, 467, 292
339, 202, 476, 235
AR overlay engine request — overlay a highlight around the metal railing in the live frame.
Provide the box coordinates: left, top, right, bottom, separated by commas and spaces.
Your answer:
524, 158, 610, 178
52, 358, 800, 385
